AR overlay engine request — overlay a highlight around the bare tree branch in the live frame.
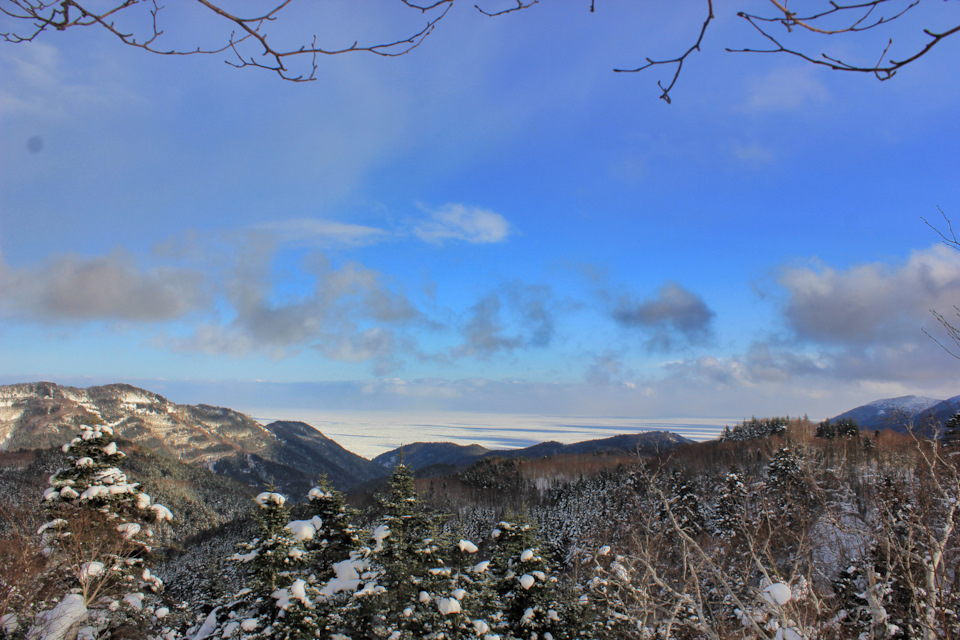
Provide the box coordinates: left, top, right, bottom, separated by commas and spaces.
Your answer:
1, 0, 957, 94
729, 0, 960, 81
613, 0, 715, 104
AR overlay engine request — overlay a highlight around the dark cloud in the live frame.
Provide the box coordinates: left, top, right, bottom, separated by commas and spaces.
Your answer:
779, 245, 960, 346
0, 251, 209, 322
164, 243, 421, 372
455, 283, 556, 359
612, 281, 714, 351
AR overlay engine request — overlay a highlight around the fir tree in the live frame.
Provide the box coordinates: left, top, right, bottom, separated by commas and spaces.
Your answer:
30, 421, 171, 639
222, 489, 306, 639
490, 515, 575, 640
343, 463, 448, 639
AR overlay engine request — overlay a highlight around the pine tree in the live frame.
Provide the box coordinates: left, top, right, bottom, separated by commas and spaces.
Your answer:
30, 421, 171, 638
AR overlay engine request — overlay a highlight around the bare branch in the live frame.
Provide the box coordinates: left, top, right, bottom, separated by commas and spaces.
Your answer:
729, 1, 960, 81
475, 0, 538, 18
613, 0, 715, 104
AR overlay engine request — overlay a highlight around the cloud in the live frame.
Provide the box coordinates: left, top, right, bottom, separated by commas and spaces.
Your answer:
778, 245, 960, 346
0, 251, 209, 322
255, 218, 389, 247
585, 351, 634, 386
612, 281, 714, 351
164, 245, 421, 372
741, 66, 831, 112
454, 283, 556, 358
414, 203, 511, 245
732, 142, 774, 166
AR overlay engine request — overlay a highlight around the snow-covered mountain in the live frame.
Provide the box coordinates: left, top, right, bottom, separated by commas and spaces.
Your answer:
831, 394, 959, 435
0, 382, 387, 493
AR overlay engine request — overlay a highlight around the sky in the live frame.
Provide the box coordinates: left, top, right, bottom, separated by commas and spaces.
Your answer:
1, 1, 959, 423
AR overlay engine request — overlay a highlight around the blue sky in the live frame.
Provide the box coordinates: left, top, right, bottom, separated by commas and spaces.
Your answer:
1, 1, 959, 419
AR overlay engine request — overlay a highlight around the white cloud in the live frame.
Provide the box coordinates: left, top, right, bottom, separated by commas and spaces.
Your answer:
255, 218, 389, 247
414, 203, 511, 245
741, 66, 831, 112
732, 142, 774, 166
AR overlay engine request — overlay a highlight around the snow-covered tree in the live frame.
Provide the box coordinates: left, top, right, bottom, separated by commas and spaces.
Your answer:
490, 516, 576, 640
660, 470, 705, 537
943, 412, 960, 449
714, 471, 748, 540
339, 463, 450, 639
27, 421, 172, 640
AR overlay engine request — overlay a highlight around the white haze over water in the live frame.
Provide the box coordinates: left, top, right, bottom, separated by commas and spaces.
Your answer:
244, 410, 732, 459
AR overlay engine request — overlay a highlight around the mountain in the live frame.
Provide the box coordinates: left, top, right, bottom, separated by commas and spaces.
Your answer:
831, 394, 951, 435
373, 430, 690, 472
0, 382, 387, 494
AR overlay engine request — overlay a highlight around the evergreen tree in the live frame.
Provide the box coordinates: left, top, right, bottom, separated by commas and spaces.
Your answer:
222, 489, 307, 639
490, 516, 575, 640
816, 418, 860, 439
30, 421, 172, 639
272, 478, 361, 640
342, 463, 447, 639
714, 472, 748, 540
660, 469, 705, 536
943, 412, 960, 449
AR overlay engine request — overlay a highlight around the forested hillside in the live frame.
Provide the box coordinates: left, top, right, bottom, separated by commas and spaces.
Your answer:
2, 413, 958, 639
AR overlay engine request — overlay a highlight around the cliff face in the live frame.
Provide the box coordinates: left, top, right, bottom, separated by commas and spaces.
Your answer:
0, 382, 386, 493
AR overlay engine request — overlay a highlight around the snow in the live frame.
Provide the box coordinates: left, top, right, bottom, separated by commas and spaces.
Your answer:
117, 522, 141, 539
451, 588, 466, 600
255, 492, 286, 507
286, 515, 323, 541
472, 560, 490, 574
437, 597, 462, 615
372, 524, 390, 551
150, 504, 174, 521
320, 557, 365, 596
26, 594, 88, 640
519, 574, 535, 590
473, 619, 490, 635
243, 409, 726, 458
154, 607, 169, 619
458, 539, 479, 553
102, 442, 118, 455
1, 613, 18, 635
188, 607, 220, 640
273, 579, 312, 609
520, 548, 535, 562
308, 487, 332, 501
762, 582, 793, 606
78, 561, 105, 582
123, 593, 144, 610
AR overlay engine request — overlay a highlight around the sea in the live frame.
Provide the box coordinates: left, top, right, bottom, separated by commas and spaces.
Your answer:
241, 409, 733, 459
